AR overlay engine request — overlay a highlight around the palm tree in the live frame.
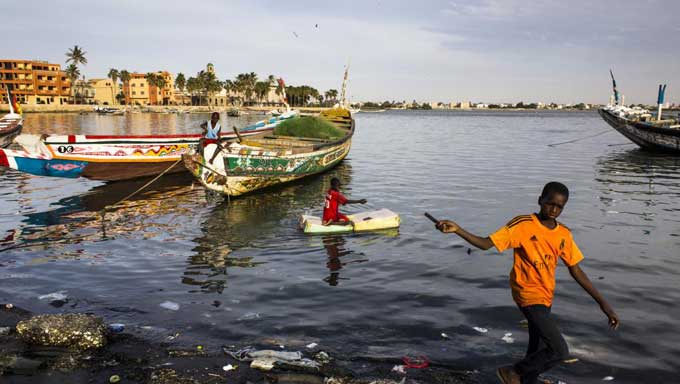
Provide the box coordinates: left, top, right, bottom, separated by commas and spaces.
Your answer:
254, 81, 270, 104
107, 68, 119, 105
145, 73, 159, 105
120, 70, 131, 105
156, 75, 167, 105
66, 45, 87, 67
65, 64, 80, 103
326, 89, 338, 105
175, 73, 186, 93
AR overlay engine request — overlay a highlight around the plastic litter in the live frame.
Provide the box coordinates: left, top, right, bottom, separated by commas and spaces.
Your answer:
306, 342, 318, 349
314, 351, 331, 364
238, 312, 261, 321
166, 332, 180, 341
197, 345, 203, 351
38, 291, 68, 301
502, 333, 515, 343
222, 364, 237, 371
109, 374, 121, 383
223, 346, 321, 371
5, 303, 13, 309
402, 356, 429, 369
473, 327, 488, 333
108, 323, 125, 333
602, 377, 614, 381
392, 365, 406, 374
441, 332, 450, 339
0, 326, 12, 335
160, 301, 180, 311
563, 358, 579, 364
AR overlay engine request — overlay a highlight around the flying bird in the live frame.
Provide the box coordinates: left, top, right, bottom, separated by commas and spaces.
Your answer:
293, 31, 299, 38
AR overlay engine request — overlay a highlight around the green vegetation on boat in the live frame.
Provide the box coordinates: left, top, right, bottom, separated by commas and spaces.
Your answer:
273, 116, 345, 140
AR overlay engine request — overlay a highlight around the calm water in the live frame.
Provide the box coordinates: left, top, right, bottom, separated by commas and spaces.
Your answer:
1, 110, 679, 383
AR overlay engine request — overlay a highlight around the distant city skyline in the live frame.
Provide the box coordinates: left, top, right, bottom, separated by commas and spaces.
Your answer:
2, 0, 678, 105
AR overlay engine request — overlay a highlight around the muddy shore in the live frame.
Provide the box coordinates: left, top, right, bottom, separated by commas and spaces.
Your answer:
0, 304, 476, 384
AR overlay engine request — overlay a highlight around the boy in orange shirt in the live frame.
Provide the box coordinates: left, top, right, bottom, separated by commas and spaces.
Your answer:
435, 182, 619, 384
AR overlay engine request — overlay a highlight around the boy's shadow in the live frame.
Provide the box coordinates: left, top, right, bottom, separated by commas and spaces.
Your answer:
322, 236, 368, 286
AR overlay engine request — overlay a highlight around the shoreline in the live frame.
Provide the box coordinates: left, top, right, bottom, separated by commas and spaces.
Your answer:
0, 305, 474, 383
5, 103, 673, 115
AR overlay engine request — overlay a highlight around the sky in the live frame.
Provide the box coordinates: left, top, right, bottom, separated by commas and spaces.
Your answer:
2, 0, 679, 104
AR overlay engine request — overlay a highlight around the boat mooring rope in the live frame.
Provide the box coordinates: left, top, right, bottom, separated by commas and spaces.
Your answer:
547, 129, 611, 147
100, 158, 183, 233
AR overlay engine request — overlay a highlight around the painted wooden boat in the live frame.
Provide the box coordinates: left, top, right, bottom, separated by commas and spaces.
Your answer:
183, 107, 354, 197
0, 111, 298, 180
599, 105, 680, 153
0, 113, 22, 148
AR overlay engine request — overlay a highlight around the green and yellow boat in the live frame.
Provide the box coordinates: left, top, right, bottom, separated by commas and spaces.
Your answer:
183, 107, 354, 197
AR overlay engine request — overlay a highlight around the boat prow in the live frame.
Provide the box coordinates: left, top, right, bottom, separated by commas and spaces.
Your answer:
0, 113, 23, 148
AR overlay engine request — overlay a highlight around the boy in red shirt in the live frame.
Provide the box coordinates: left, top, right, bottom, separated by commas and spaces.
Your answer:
323, 177, 367, 225
434, 182, 619, 384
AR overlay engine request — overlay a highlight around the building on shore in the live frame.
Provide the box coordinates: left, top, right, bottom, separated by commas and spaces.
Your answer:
87, 78, 117, 105
0, 59, 71, 105
123, 71, 174, 105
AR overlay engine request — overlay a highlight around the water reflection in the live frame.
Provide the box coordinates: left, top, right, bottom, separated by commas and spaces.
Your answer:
322, 235, 368, 286
2, 173, 201, 257
595, 149, 680, 214
184, 162, 355, 291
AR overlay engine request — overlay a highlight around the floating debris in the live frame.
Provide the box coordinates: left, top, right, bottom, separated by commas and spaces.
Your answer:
238, 312, 261, 321
222, 364, 237, 372
16, 313, 107, 350
109, 374, 121, 383
602, 376, 614, 381
473, 327, 488, 333
38, 291, 68, 301
441, 332, 450, 339
306, 342, 318, 349
502, 333, 515, 343
160, 301, 180, 311
108, 323, 125, 333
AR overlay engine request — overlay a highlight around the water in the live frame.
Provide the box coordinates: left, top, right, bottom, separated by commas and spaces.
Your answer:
1, 110, 679, 383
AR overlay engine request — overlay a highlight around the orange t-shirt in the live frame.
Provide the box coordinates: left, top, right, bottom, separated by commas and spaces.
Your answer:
489, 214, 584, 307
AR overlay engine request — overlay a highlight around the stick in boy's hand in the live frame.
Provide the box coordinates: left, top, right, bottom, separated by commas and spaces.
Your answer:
425, 213, 460, 233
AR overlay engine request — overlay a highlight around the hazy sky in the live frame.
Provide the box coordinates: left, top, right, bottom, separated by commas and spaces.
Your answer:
2, 0, 679, 104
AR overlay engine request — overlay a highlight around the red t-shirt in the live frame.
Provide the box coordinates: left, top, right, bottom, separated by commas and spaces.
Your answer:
323, 189, 349, 223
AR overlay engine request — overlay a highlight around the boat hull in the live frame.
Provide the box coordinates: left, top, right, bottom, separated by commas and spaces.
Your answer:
184, 138, 352, 196
0, 111, 298, 180
0, 114, 22, 148
599, 108, 680, 153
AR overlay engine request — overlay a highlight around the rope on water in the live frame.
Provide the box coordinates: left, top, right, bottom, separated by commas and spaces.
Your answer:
547, 129, 612, 147
100, 158, 183, 231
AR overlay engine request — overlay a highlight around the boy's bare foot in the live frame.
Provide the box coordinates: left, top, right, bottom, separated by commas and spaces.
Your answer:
496, 365, 521, 384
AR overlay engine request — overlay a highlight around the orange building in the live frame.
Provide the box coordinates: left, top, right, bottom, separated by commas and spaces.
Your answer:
123, 71, 174, 105
0, 59, 71, 105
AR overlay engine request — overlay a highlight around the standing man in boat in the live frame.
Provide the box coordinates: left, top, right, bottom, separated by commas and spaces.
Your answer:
199, 112, 221, 154
433, 182, 619, 384
323, 177, 367, 226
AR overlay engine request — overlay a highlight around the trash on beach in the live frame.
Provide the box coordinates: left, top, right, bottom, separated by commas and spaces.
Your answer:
473, 326, 488, 333
563, 358, 579, 364
314, 351, 331, 364
441, 332, 450, 339
159, 301, 180, 311
109, 374, 121, 383
502, 333, 515, 343
602, 376, 614, 381
222, 364, 237, 371
223, 346, 321, 371
402, 355, 430, 369
108, 323, 125, 333
0, 326, 12, 335
391, 365, 406, 374
306, 342, 318, 349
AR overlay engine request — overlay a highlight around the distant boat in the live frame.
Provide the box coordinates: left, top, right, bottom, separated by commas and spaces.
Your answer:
0, 112, 22, 148
0, 113, 296, 181
599, 105, 680, 153
360, 109, 385, 113
227, 108, 241, 117
94, 106, 121, 114
183, 108, 352, 197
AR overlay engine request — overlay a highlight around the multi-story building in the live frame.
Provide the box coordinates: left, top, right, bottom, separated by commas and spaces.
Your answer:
0, 59, 71, 105
87, 78, 117, 105
123, 71, 174, 105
